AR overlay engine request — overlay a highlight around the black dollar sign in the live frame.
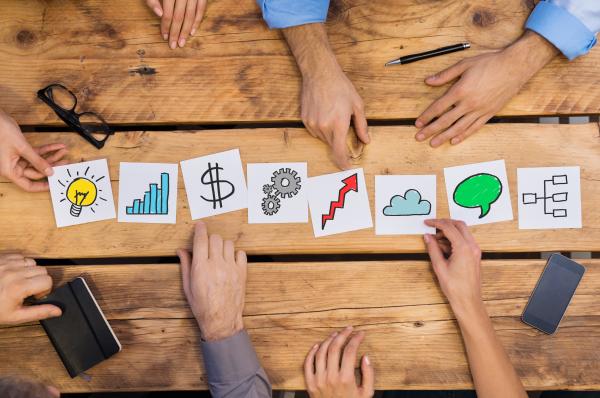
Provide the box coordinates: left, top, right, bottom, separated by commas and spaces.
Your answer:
200, 162, 235, 209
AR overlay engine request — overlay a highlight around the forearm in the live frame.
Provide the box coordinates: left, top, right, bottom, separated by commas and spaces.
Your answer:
455, 303, 527, 398
201, 330, 272, 398
282, 23, 342, 81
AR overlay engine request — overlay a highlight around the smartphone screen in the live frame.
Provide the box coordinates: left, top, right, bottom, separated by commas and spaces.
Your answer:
522, 254, 585, 334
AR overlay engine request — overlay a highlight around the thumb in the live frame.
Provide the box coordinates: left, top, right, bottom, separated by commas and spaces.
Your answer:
424, 234, 448, 279
14, 304, 62, 324
425, 60, 469, 86
20, 145, 53, 177
352, 103, 370, 144
146, 0, 164, 17
332, 124, 352, 170
177, 249, 192, 299
360, 355, 375, 398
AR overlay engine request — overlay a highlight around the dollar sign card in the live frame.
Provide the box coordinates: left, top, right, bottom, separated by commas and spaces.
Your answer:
48, 159, 116, 228
180, 149, 248, 219
117, 162, 179, 224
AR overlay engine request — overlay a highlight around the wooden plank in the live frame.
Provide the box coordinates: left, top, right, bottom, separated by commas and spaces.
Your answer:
0, 0, 599, 125
0, 259, 599, 391
0, 124, 598, 257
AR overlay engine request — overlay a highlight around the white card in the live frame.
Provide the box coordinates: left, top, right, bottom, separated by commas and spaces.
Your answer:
307, 168, 372, 237
180, 149, 248, 220
375, 175, 436, 235
117, 163, 178, 224
48, 159, 116, 228
517, 167, 582, 229
444, 160, 513, 226
247, 163, 308, 224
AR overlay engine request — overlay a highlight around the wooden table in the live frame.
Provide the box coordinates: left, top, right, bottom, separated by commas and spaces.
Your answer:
1, 0, 599, 393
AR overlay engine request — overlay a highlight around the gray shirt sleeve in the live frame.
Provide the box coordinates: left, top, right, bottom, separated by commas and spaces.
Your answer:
201, 330, 272, 398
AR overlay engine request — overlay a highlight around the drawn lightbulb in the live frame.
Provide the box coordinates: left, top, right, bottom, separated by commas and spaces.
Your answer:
66, 177, 97, 217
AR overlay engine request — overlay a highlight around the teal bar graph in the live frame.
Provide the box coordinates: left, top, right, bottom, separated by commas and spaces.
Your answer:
126, 173, 170, 215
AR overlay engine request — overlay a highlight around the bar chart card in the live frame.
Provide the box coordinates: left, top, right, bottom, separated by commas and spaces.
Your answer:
118, 162, 179, 224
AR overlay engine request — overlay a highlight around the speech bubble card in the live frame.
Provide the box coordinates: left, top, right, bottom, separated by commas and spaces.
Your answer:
444, 160, 513, 226
180, 149, 248, 220
118, 163, 179, 224
517, 166, 582, 229
307, 168, 372, 237
48, 159, 116, 228
247, 163, 308, 224
375, 175, 436, 235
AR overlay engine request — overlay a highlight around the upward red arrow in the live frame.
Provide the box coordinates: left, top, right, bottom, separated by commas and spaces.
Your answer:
321, 173, 359, 229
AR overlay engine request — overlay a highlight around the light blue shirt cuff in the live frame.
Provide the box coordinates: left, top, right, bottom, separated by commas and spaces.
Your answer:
525, 1, 597, 60
257, 0, 330, 29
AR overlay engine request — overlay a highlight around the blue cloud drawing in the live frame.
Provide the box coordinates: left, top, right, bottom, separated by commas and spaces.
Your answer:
383, 189, 431, 216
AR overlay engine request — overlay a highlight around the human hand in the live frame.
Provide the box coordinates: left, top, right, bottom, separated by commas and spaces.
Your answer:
415, 31, 557, 147
423, 219, 483, 320
0, 110, 68, 192
177, 221, 247, 341
146, 0, 207, 49
304, 326, 374, 398
301, 65, 369, 170
0, 254, 62, 326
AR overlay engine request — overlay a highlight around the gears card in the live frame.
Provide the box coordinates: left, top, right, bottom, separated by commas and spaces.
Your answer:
247, 163, 308, 224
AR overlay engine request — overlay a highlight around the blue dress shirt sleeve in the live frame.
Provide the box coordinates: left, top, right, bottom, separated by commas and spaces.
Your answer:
525, 0, 600, 60
256, 0, 330, 29
201, 330, 272, 398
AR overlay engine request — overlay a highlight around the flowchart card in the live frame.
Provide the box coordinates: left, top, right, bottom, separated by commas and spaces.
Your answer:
375, 175, 436, 235
180, 149, 248, 220
307, 168, 372, 237
118, 163, 179, 224
48, 159, 116, 228
247, 163, 308, 224
517, 166, 582, 229
444, 160, 513, 226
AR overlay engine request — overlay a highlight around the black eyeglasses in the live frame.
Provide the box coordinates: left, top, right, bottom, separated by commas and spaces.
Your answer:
37, 84, 115, 149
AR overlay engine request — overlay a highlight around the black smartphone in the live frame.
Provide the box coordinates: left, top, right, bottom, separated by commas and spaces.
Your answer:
522, 254, 585, 334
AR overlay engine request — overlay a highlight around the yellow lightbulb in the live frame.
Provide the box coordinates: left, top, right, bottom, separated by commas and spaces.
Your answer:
66, 177, 97, 217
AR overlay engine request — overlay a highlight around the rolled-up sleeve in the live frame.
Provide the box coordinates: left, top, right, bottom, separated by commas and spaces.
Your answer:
256, 0, 330, 29
201, 330, 272, 398
525, 0, 600, 60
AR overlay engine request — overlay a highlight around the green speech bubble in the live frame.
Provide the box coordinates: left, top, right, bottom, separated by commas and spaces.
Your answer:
453, 173, 502, 219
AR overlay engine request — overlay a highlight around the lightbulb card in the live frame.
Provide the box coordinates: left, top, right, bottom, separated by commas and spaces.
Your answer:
48, 159, 116, 228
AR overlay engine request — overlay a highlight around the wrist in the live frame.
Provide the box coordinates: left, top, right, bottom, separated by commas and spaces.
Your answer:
449, 297, 488, 326
198, 316, 244, 342
503, 30, 558, 81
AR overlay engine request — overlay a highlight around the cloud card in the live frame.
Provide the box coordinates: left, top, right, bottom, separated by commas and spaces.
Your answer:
117, 163, 179, 224
247, 163, 308, 224
48, 159, 116, 228
444, 160, 513, 226
375, 175, 436, 235
517, 166, 582, 229
180, 149, 248, 220
307, 168, 372, 237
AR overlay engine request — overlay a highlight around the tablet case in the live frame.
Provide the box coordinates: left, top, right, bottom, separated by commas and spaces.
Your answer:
37, 277, 122, 377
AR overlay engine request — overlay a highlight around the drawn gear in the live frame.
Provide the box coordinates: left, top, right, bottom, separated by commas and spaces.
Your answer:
271, 168, 301, 198
262, 196, 281, 215
263, 184, 273, 195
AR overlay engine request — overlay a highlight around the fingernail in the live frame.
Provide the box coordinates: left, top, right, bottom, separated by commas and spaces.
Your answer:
313, 344, 319, 350
364, 355, 370, 365
416, 133, 425, 141
154, 7, 163, 17
163, 33, 168, 40
44, 167, 54, 176
451, 138, 459, 145
423, 234, 430, 243
191, 28, 196, 36
427, 75, 437, 81
415, 120, 423, 128
346, 325, 353, 331
51, 308, 62, 317
331, 331, 338, 338
170, 41, 177, 49
179, 38, 186, 47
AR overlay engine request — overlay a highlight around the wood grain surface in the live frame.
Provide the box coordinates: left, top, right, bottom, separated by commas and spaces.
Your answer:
0, 0, 599, 125
0, 259, 599, 391
0, 124, 598, 258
